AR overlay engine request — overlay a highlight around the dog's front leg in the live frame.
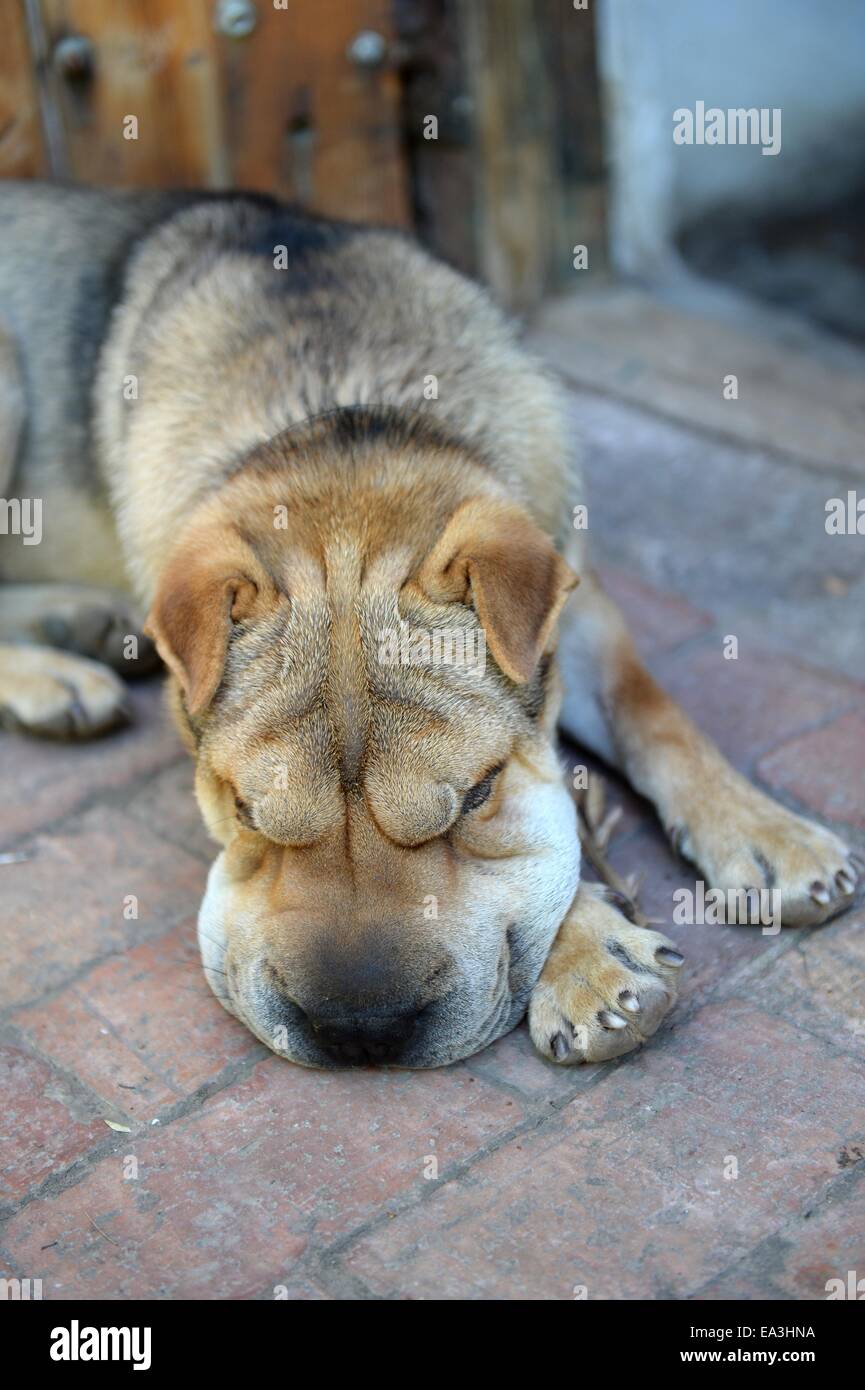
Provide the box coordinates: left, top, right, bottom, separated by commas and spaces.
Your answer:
557, 571, 859, 927
529, 880, 683, 1063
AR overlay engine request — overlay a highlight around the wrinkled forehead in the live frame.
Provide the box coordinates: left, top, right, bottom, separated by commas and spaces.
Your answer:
199, 553, 540, 840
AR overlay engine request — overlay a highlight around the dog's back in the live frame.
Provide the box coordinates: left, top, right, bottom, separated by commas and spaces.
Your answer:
0, 183, 195, 582
0, 183, 186, 482
0, 182, 574, 591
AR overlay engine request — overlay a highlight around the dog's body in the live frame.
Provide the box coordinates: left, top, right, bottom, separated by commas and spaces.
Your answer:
0, 182, 857, 1067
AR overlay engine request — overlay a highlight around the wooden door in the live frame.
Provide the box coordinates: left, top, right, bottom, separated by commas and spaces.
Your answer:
0, 0, 410, 225
0, 0, 606, 310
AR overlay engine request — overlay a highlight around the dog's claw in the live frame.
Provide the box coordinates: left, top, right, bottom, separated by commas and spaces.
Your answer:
551, 1031, 571, 1061
656, 946, 684, 967
669, 824, 687, 857
598, 1009, 628, 1030
618, 990, 641, 1013
836, 870, 855, 895
810, 880, 831, 905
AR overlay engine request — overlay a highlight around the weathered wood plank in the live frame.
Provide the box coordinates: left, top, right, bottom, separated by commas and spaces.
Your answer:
537, 0, 606, 284
401, 0, 606, 310
38, 0, 226, 185
33, 0, 408, 221
394, 0, 477, 275
0, 1, 48, 177
215, 0, 409, 223
458, 0, 558, 311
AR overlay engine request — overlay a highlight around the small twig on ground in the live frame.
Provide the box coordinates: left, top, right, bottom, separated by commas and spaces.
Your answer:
87, 1213, 121, 1246
570, 772, 653, 928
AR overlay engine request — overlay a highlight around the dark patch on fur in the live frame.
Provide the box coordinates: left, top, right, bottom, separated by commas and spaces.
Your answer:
244, 402, 490, 479
65, 190, 287, 492
184, 707, 204, 748
243, 206, 354, 263
109, 194, 373, 449
605, 937, 644, 973
67, 196, 200, 493
520, 652, 552, 719
751, 847, 777, 890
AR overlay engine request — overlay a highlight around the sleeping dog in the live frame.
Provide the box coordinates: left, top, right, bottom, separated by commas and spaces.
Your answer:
0, 182, 857, 1068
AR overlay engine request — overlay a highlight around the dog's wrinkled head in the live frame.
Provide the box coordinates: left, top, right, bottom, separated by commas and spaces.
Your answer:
145, 413, 579, 1066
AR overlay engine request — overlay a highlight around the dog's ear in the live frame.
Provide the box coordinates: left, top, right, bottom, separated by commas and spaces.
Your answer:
416, 498, 578, 683
144, 536, 271, 716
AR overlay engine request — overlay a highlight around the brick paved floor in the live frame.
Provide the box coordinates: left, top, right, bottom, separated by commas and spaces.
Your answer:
2, 293, 864, 1300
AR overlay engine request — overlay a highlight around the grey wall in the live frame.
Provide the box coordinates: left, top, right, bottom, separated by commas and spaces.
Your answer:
597, 0, 865, 275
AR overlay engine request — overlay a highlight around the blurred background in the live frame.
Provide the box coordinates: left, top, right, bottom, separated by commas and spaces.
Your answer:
2, 0, 864, 331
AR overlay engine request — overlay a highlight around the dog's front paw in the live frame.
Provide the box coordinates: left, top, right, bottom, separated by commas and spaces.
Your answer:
673, 782, 859, 928
529, 885, 683, 1065
0, 644, 130, 739
29, 587, 159, 675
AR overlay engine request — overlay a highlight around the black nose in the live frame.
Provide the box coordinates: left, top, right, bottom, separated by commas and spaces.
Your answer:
305, 1009, 421, 1065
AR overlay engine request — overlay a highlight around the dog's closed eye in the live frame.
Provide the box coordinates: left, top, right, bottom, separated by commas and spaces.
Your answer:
234, 794, 255, 828
461, 764, 504, 815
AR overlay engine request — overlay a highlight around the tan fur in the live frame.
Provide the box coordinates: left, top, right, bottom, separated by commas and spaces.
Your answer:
136, 429, 577, 1066
416, 497, 577, 682
529, 881, 683, 1063
0, 184, 858, 1068
0, 642, 129, 738
556, 570, 857, 931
